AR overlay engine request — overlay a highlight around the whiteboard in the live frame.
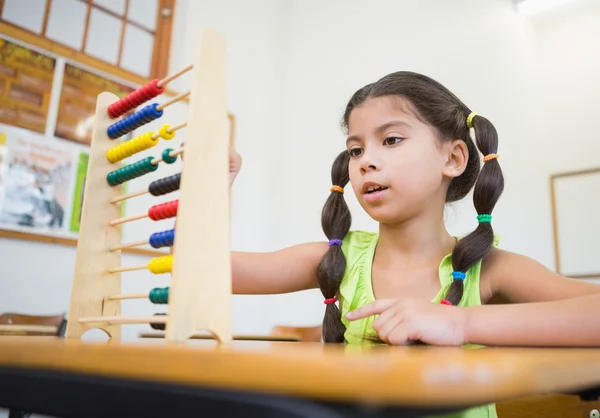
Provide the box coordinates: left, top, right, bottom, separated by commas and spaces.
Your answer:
552, 169, 600, 277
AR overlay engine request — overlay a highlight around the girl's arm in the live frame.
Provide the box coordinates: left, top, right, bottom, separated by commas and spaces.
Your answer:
465, 249, 600, 346
177, 147, 327, 295
231, 242, 328, 294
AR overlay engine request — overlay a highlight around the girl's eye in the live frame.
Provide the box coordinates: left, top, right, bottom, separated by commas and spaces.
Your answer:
383, 137, 403, 146
348, 148, 363, 157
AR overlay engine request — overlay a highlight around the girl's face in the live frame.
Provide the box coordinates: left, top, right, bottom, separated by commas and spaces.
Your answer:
346, 96, 463, 224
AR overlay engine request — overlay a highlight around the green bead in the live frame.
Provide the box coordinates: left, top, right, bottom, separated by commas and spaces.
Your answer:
162, 148, 178, 164
149, 287, 169, 304
106, 157, 158, 186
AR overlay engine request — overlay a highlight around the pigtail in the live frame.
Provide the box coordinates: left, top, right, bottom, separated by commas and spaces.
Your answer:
317, 150, 351, 343
445, 113, 504, 305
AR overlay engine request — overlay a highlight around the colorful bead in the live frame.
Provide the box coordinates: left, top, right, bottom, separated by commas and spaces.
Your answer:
107, 104, 163, 139
158, 124, 176, 140
150, 313, 166, 330
161, 148, 178, 164
149, 228, 175, 248
106, 132, 159, 163
148, 255, 173, 274
148, 173, 181, 196
440, 299, 452, 306
106, 157, 158, 186
149, 287, 170, 304
107, 79, 164, 119
148, 200, 178, 221
452, 271, 466, 281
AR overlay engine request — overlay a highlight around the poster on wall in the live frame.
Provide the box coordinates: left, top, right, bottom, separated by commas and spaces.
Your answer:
55, 63, 134, 145
0, 125, 74, 236
0, 37, 56, 133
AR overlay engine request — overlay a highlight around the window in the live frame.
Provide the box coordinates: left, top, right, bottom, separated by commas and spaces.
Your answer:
0, 0, 175, 84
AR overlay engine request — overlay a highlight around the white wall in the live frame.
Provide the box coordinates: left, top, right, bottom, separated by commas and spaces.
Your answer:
528, 0, 600, 283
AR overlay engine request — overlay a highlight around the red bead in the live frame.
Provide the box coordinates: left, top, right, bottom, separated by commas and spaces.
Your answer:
148, 200, 178, 221
107, 79, 164, 119
440, 299, 452, 306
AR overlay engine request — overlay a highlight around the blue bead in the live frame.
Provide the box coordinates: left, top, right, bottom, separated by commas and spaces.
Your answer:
106, 103, 164, 139
149, 228, 175, 248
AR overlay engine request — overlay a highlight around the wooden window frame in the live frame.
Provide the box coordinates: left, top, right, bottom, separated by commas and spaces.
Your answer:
0, 0, 175, 86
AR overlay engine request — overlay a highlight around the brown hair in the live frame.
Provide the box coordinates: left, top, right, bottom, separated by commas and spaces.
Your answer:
317, 71, 504, 343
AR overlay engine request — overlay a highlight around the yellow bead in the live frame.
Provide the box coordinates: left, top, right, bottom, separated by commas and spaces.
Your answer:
106, 132, 159, 163
159, 124, 176, 140
148, 255, 173, 274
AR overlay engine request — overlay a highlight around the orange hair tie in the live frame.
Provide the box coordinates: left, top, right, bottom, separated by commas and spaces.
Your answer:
330, 185, 344, 194
483, 153, 499, 162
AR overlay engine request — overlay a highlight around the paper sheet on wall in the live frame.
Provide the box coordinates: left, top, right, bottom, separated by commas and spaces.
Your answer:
0, 125, 76, 238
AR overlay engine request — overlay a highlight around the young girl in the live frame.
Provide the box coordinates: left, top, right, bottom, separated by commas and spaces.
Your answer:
225, 70, 600, 350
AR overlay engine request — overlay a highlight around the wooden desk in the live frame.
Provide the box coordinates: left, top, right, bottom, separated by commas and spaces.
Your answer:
0, 337, 599, 418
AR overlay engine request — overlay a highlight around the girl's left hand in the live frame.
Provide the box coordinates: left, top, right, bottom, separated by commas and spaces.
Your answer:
346, 299, 467, 346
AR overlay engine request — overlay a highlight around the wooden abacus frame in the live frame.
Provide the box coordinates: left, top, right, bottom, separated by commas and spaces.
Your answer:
65, 29, 232, 343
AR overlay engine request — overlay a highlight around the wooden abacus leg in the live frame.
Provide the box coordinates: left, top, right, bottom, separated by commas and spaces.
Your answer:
65, 92, 123, 340
167, 29, 232, 343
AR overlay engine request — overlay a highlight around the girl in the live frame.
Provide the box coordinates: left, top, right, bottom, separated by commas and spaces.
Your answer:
226, 71, 600, 350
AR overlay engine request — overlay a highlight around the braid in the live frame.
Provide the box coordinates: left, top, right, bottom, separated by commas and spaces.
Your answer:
445, 113, 504, 305
317, 150, 351, 343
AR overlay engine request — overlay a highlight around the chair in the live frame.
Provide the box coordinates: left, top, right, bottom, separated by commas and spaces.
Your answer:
0, 313, 66, 417
0, 312, 66, 336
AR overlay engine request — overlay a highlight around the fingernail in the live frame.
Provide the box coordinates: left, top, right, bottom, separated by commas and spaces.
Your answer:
346, 312, 354, 319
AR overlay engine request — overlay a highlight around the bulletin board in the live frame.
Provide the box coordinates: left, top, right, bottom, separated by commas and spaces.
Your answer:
550, 167, 600, 279
0, 35, 236, 254
0, 37, 56, 133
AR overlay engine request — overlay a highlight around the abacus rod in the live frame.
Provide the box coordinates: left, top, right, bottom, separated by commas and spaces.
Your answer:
79, 316, 168, 325
156, 91, 190, 112
109, 293, 148, 301
168, 122, 187, 133
157, 64, 194, 88
108, 264, 147, 274
150, 122, 187, 140
109, 239, 149, 251
110, 188, 149, 204
109, 213, 148, 226
151, 148, 184, 165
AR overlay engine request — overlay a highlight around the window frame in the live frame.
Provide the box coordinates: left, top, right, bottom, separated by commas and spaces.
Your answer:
0, 0, 175, 85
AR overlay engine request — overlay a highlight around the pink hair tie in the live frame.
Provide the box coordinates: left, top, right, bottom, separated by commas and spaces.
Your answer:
324, 297, 338, 305
440, 299, 452, 306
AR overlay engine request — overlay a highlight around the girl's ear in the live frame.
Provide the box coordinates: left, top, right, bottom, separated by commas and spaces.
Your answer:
442, 139, 469, 178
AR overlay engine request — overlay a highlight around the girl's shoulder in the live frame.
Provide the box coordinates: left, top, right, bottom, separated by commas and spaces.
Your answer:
341, 230, 378, 262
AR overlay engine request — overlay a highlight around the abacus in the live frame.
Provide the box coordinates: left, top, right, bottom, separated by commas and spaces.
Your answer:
65, 29, 232, 343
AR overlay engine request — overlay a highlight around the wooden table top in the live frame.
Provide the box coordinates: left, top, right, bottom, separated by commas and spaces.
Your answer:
1, 337, 600, 408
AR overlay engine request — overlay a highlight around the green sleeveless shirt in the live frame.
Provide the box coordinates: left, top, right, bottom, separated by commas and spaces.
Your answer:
338, 230, 498, 418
